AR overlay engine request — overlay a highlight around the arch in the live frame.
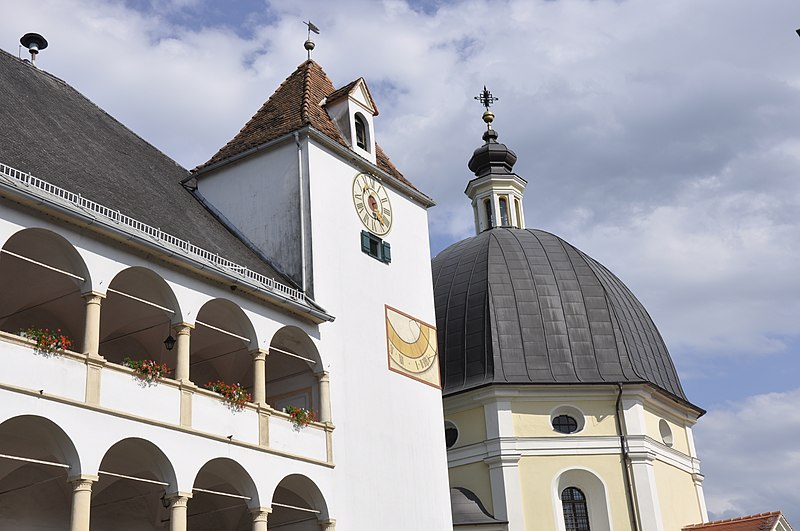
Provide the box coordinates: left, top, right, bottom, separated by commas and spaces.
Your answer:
0, 414, 81, 473
354, 112, 369, 151
269, 474, 329, 529
191, 298, 259, 393
189, 458, 260, 530
0, 228, 90, 345
91, 438, 178, 530
100, 267, 182, 370
0, 415, 81, 529
553, 467, 612, 531
266, 326, 322, 413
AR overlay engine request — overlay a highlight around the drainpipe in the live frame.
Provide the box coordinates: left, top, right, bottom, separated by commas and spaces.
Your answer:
294, 131, 307, 293
616, 383, 642, 531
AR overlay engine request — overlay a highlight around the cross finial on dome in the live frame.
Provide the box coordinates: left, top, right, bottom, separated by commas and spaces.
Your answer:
474, 85, 498, 133
303, 20, 320, 60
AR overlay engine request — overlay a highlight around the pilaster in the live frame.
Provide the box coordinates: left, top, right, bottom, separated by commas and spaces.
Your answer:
485, 454, 524, 531
628, 451, 665, 531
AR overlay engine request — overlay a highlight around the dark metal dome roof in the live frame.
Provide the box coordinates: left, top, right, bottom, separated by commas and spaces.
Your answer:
432, 228, 688, 400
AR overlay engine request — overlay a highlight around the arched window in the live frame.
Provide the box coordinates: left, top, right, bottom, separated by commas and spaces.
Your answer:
484, 199, 493, 229
514, 197, 522, 228
499, 196, 509, 226
561, 487, 590, 531
355, 113, 368, 150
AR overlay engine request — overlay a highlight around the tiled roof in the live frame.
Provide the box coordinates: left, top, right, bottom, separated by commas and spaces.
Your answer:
194, 61, 416, 191
0, 48, 284, 283
683, 512, 788, 531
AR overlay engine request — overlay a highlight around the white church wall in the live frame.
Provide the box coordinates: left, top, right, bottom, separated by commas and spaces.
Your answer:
304, 140, 453, 530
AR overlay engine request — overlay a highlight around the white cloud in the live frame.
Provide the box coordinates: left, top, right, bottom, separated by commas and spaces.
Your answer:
695, 388, 800, 523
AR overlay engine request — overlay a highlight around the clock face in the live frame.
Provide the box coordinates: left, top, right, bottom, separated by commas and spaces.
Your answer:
352, 173, 392, 236
386, 305, 440, 388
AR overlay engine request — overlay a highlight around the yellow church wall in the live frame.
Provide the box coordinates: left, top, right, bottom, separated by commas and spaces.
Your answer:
642, 408, 691, 455
654, 460, 703, 530
448, 461, 494, 514
518, 454, 633, 531
512, 399, 619, 437
446, 406, 486, 448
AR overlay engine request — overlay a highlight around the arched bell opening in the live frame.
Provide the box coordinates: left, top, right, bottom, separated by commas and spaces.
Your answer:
189, 458, 260, 531
269, 474, 329, 530
91, 438, 178, 530
266, 326, 322, 415
99, 267, 181, 375
0, 415, 81, 529
0, 228, 89, 349
190, 299, 258, 397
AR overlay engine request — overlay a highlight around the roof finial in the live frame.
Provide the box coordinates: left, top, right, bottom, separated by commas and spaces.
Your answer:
303, 20, 320, 60
474, 85, 499, 142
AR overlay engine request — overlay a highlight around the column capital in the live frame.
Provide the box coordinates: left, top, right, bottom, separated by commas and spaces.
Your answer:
484, 453, 521, 468
165, 492, 192, 508
316, 371, 330, 383
250, 348, 268, 361
251, 506, 272, 521
628, 450, 657, 465
692, 472, 705, 486
81, 291, 105, 303
68, 474, 98, 490
319, 518, 336, 530
173, 322, 193, 335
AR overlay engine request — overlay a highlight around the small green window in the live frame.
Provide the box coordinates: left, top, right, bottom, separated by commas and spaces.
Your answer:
361, 231, 391, 264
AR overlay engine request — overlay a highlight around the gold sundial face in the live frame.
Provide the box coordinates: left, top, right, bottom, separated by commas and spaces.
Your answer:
385, 305, 440, 388
352, 172, 392, 236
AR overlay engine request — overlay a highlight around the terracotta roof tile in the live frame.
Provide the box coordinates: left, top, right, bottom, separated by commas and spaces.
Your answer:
683, 512, 786, 531
326, 77, 379, 115
194, 61, 419, 193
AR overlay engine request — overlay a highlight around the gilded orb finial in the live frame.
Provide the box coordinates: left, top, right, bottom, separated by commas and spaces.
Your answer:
303, 20, 320, 59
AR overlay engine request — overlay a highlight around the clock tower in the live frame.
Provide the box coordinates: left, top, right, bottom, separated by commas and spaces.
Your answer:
188, 53, 451, 530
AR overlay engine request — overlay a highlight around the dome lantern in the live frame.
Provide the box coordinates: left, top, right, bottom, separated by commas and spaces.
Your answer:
465, 87, 527, 234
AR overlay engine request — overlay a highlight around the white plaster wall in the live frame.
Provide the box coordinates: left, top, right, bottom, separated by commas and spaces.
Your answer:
304, 140, 453, 530
195, 141, 303, 286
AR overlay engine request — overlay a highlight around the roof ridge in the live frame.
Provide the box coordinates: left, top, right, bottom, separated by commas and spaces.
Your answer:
301, 59, 314, 124
683, 512, 783, 529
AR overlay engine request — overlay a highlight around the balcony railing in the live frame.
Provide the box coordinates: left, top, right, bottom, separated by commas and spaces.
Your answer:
0, 161, 307, 303
0, 331, 330, 464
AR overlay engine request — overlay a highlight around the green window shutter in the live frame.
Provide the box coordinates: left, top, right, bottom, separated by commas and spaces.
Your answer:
381, 241, 391, 263
361, 231, 370, 253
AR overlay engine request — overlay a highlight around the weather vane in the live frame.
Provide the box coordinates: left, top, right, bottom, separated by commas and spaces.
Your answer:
474, 86, 498, 111
303, 20, 320, 60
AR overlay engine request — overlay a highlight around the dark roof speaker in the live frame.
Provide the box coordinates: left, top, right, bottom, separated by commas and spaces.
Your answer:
20, 33, 48, 66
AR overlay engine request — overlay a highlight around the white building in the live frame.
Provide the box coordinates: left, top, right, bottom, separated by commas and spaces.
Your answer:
433, 109, 708, 531
0, 41, 452, 531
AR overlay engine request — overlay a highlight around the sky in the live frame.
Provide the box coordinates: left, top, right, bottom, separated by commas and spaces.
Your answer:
2, 0, 800, 524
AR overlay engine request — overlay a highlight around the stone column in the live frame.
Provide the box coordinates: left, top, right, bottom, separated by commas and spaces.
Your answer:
319, 518, 336, 530
166, 493, 191, 531
173, 323, 193, 382
251, 507, 270, 531
69, 475, 97, 531
251, 349, 267, 406
81, 292, 104, 358
317, 371, 331, 423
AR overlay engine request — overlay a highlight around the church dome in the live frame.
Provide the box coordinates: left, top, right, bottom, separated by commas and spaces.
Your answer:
432, 227, 687, 400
